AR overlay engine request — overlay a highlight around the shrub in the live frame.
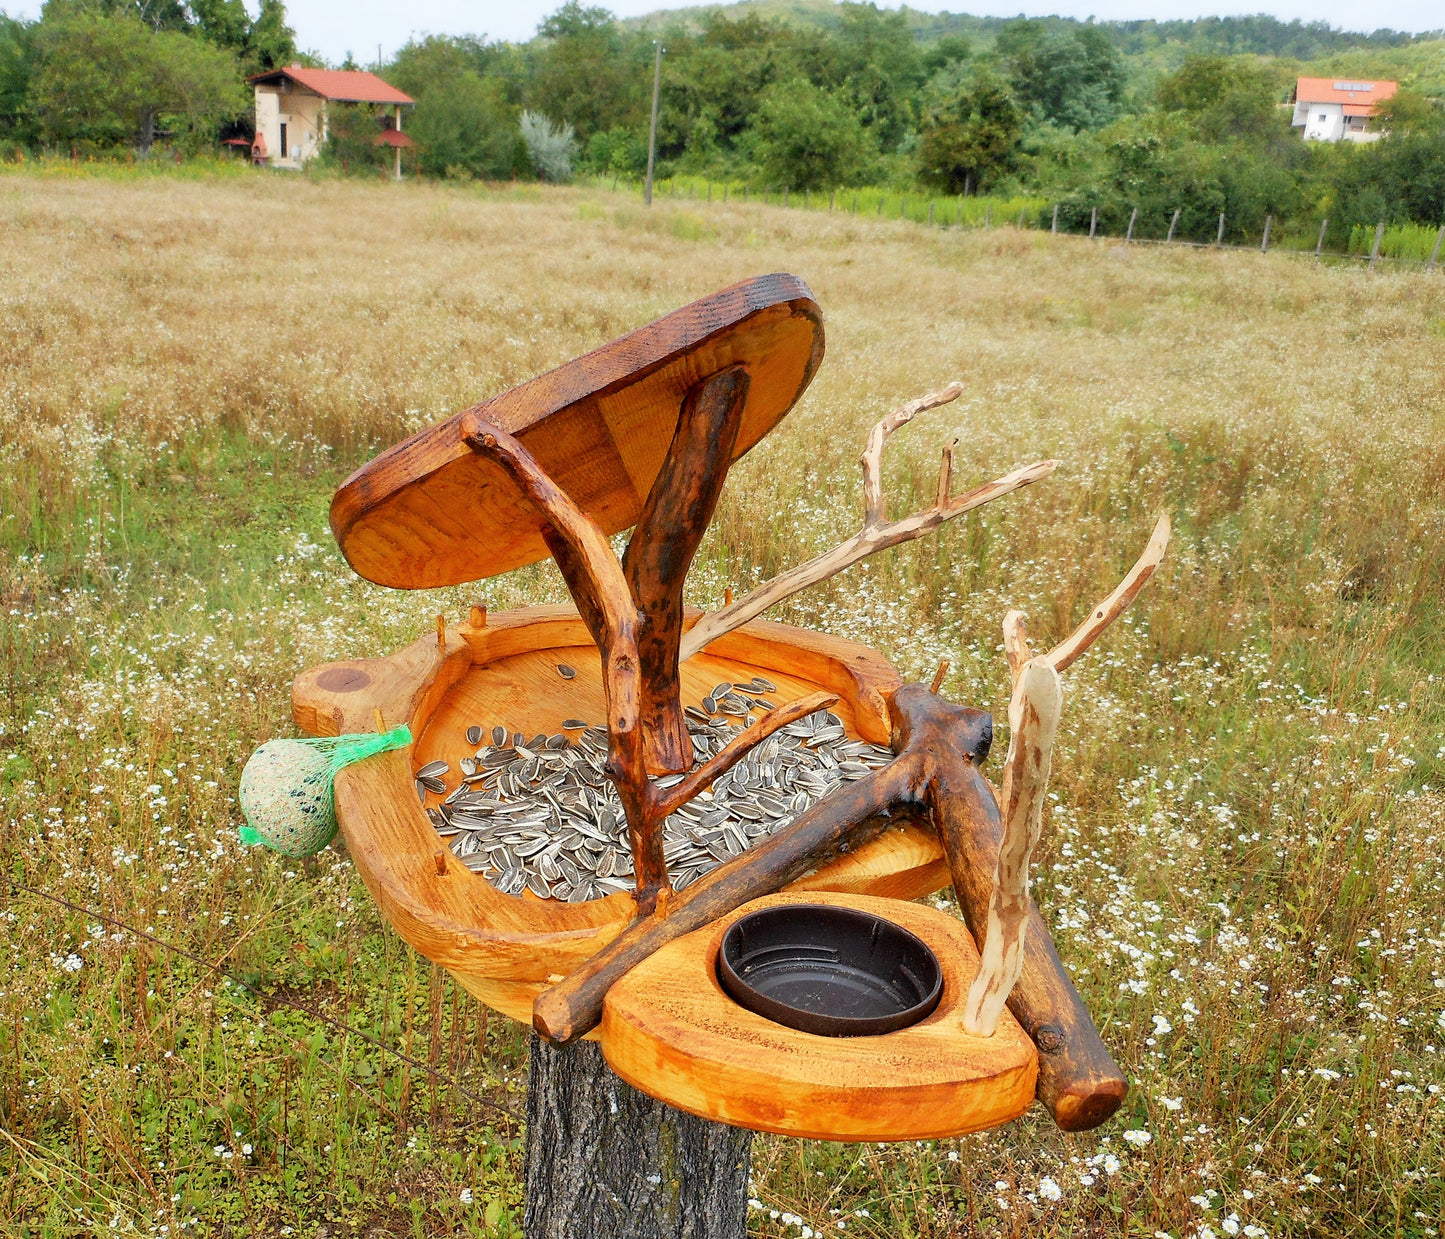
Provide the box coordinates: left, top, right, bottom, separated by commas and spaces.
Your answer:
520, 110, 576, 183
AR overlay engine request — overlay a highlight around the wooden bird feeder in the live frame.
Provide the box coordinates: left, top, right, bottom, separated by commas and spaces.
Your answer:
291, 273, 1170, 1237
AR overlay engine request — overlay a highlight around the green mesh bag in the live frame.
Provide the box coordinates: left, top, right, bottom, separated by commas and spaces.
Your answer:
238, 725, 413, 858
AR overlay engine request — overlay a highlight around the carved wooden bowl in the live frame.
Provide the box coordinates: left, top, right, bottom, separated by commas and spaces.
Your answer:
291, 605, 951, 1030
602, 892, 1037, 1140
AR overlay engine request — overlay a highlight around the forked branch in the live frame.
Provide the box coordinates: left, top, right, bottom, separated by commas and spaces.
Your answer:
680, 385, 1060, 661
463, 383, 825, 915
959, 514, 1172, 1037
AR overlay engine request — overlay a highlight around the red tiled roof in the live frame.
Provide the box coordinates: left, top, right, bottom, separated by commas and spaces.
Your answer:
249, 65, 413, 105
1294, 77, 1397, 109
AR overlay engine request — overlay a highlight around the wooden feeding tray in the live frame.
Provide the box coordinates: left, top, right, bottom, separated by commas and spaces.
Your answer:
291, 605, 952, 1030
292, 272, 1141, 1167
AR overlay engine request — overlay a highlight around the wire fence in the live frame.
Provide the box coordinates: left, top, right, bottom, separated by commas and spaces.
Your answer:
585, 174, 1445, 275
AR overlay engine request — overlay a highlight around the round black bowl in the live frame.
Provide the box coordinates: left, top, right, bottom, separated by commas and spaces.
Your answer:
717, 904, 943, 1037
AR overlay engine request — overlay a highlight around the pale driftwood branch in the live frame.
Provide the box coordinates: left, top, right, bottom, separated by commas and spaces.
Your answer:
861, 382, 964, 526
680, 381, 1058, 662
965, 515, 1171, 1036
962, 657, 1062, 1037
1002, 609, 1032, 682
1046, 513, 1172, 673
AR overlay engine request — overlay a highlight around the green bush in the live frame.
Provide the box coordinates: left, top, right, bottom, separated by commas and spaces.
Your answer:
749, 77, 875, 192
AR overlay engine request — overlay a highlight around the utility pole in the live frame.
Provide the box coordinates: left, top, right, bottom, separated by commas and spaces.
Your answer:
644, 41, 663, 206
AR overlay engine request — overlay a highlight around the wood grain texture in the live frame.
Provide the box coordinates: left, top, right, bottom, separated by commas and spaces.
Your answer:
623, 366, 750, 772
330, 274, 823, 589
600, 892, 1037, 1141
290, 607, 949, 996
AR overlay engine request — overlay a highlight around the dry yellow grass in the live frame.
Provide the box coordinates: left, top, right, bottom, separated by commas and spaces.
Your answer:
2, 168, 1443, 1237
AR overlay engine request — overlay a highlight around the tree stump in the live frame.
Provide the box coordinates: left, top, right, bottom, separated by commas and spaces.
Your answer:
524, 1034, 753, 1239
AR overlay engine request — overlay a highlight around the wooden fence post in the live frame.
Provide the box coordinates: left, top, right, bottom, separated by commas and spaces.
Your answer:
1428, 224, 1444, 271
1166, 209, 1180, 242
1369, 221, 1385, 267
1017, 207, 1026, 228
525, 1035, 752, 1239
829, 189, 835, 212
1261, 214, 1272, 253
1316, 217, 1329, 257
1089, 206, 1098, 239
1051, 203, 1059, 235
1125, 207, 1137, 242
928, 201, 934, 225
1216, 213, 1226, 245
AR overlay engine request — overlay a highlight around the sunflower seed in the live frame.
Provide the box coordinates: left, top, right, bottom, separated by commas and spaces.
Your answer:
556, 664, 577, 680
415, 759, 449, 780
415, 779, 427, 804
433, 697, 893, 903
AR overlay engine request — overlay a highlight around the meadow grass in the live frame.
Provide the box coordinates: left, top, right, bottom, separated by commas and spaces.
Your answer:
1, 168, 1443, 1237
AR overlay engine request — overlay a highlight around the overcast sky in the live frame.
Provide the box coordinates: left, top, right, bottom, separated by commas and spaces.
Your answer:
3, 0, 1439, 65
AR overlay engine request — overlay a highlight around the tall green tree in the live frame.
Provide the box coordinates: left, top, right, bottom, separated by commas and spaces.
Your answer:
918, 64, 1022, 194
1155, 55, 1288, 143
996, 19, 1124, 132
528, 2, 643, 141
0, 15, 36, 142
827, 2, 922, 151
31, 10, 244, 150
388, 35, 526, 179
748, 76, 873, 190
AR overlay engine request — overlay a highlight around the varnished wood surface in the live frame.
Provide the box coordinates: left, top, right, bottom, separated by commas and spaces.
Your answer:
600, 892, 1038, 1140
331, 275, 824, 589
291, 608, 950, 1003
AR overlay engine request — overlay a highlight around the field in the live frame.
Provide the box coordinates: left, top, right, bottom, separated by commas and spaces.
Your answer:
2, 167, 1444, 1237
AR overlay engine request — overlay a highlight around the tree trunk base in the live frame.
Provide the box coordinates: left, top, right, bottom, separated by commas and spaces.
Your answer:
525, 1034, 753, 1239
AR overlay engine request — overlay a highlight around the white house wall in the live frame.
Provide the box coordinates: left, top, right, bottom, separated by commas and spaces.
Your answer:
1299, 101, 1345, 141
253, 85, 327, 167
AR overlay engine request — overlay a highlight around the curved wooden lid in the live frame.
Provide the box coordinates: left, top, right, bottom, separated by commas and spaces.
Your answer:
331, 273, 824, 589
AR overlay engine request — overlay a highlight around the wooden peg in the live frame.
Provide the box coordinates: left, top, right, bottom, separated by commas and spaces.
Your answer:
930, 659, 950, 694
469, 602, 488, 628
372, 707, 386, 734
433, 851, 448, 875
436, 613, 446, 649
724, 587, 733, 606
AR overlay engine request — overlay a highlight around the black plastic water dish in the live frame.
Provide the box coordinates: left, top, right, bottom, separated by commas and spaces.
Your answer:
717, 904, 943, 1036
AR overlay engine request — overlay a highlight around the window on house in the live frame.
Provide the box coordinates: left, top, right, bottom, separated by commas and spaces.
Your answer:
1318, 114, 1328, 122
280, 123, 288, 157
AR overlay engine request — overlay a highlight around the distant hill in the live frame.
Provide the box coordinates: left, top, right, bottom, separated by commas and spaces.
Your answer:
623, 2, 1440, 61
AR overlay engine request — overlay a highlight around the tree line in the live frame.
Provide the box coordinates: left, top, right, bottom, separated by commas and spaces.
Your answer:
1, 0, 1442, 245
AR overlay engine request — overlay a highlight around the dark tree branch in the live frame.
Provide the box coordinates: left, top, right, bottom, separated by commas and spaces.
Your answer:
623, 366, 750, 773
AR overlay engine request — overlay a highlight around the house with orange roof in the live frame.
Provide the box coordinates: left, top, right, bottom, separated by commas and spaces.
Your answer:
1291, 77, 1397, 142
249, 66, 414, 169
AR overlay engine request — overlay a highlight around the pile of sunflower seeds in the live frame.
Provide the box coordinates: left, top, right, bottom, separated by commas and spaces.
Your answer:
417, 676, 894, 902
